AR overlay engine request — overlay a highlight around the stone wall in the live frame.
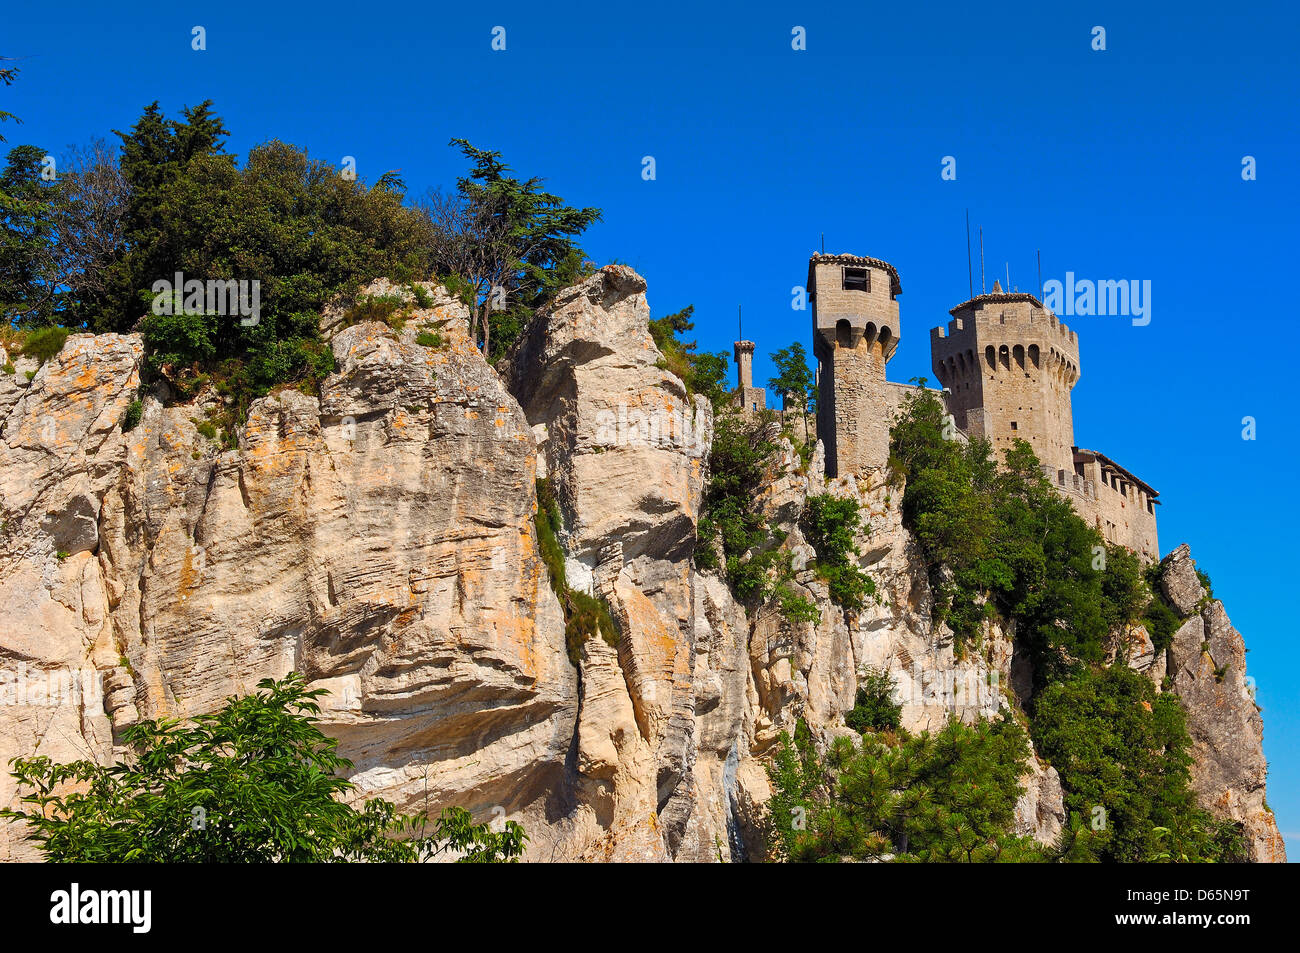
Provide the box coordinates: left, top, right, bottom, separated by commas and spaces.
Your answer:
931, 291, 1079, 477
810, 255, 901, 477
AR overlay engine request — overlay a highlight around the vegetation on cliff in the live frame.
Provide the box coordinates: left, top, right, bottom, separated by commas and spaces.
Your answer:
766, 714, 1095, 863
849, 385, 1247, 863
0, 102, 601, 417
2, 675, 525, 862
535, 477, 620, 666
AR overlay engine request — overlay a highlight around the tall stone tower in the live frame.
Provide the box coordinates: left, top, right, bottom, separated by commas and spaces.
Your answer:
930, 283, 1080, 476
809, 253, 902, 477
733, 340, 765, 412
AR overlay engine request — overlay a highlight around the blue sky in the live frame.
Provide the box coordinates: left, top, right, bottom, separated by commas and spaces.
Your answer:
6, 1, 1299, 854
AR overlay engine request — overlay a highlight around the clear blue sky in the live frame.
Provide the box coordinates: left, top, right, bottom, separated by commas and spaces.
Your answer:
6, 1, 1299, 855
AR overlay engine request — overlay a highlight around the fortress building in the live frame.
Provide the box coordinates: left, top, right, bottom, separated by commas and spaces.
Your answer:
802, 252, 1159, 562
931, 282, 1079, 477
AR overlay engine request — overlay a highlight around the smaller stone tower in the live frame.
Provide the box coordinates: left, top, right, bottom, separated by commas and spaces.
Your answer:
930, 282, 1080, 476
734, 340, 766, 412
809, 252, 902, 477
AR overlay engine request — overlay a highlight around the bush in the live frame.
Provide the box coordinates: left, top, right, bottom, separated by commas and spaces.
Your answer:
769, 714, 1065, 862
415, 330, 444, 348
1, 674, 527, 862
121, 399, 143, 432
1030, 665, 1236, 862
802, 494, 876, 612
19, 325, 69, 364
342, 293, 407, 329
844, 667, 902, 733
696, 410, 782, 603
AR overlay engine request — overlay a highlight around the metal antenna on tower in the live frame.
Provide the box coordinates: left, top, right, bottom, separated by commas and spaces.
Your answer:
820, 233, 825, 254
979, 227, 985, 294
965, 210, 973, 299
1037, 249, 1043, 301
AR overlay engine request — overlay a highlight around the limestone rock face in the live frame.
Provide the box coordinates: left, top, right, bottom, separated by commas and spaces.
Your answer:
0, 285, 577, 860
0, 272, 1280, 865
502, 265, 718, 858
1165, 577, 1285, 863
1161, 543, 1206, 616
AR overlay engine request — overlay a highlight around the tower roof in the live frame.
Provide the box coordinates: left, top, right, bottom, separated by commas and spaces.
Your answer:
1074, 447, 1159, 497
808, 253, 902, 296
948, 289, 1047, 316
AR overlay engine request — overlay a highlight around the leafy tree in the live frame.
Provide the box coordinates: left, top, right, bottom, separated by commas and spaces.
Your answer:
770, 715, 1073, 862
433, 139, 601, 361
696, 409, 783, 601
649, 304, 729, 404
2, 674, 526, 862
763, 720, 826, 862
802, 493, 875, 612
0, 144, 60, 323
768, 342, 815, 441
1031, 665, 1239, 862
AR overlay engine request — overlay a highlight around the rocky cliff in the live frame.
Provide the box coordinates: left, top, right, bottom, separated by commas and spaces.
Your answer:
0, 267, 1284, 862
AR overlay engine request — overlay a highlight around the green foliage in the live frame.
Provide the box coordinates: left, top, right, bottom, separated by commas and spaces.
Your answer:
769, 715, 1072, 862
415, 330, 444, 348
534, 478, 619, 665
697, 410, 783, 602
844, 668, 902, 734
1031, 666, 1238, 862
1, 674, 526, 862
890, 385, 1108, 677
802, 494, 876, 612
763, 720, 825, 862
770, 550, 820, 626
341, 292, 407, 329
1142, 591, 1181, 654
768, 342, 816, 435
121, 398, 143, 432
0, 143, 61, 323
441, 139, 601, 360
18, 325, 69, 364
649, 304, 730, 405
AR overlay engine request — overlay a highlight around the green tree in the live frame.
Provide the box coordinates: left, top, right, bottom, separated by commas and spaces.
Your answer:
844, 668, 902, 733
768, 341, 815, 441
2, 674, 526, 862
438, 139, 601, 361
802, 493, 875, 611
1031, 666, 1237, 862
770, 715, 1071, 862
649, 304, 729, 404
696, 409, 782, 600
0, 144, 60, 322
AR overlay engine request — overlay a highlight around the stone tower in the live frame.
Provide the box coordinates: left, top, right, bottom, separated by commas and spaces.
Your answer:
809, 253, 902, 477
733, 340, 765, 412
930, 282, 1080, 476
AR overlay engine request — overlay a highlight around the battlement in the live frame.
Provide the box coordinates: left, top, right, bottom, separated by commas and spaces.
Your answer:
810, 252, 903, 478
809, 253, 901, 360
933, 289, 1079, 369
